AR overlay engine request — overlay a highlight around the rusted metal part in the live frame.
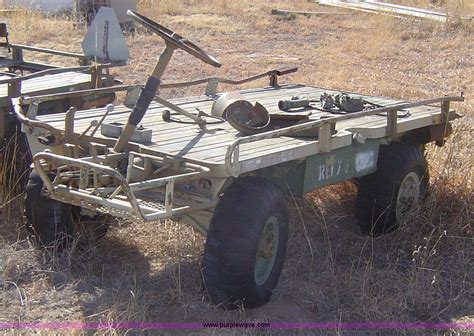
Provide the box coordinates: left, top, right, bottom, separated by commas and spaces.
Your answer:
226, 101, 270, 135
128, 11, 221, 68
270, 113, 310, 121
211, 92, 245, 118
212, 93, 271, 134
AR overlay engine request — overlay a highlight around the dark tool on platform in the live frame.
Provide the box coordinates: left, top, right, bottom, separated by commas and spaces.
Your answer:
319, 92, 411, 117
320, 93, 365, 112
213, 93, 316, 135
113, 10, 221, 152
280, 94, 371, 114
212, 93, 271, 135
278, 95, 319, 111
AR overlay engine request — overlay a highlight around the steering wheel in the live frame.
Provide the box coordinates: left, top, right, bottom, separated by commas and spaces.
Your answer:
127, 10, 221, 68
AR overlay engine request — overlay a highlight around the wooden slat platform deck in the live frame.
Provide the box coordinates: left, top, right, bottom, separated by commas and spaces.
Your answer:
37, 84, 446, 166
0, 72, 93, 105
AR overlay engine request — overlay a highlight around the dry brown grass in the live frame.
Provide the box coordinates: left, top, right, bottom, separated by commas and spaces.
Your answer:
1, 0, 473, 334
138, 0, 255, 16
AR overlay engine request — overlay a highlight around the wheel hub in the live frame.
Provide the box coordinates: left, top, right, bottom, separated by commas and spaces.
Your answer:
254, 216, 279, 286
396, 172, 421, 220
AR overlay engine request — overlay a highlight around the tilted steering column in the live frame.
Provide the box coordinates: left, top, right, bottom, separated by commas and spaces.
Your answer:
113, 10, 221, 152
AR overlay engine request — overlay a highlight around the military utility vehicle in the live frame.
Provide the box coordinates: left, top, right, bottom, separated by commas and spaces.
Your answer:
14, 11, 463, 308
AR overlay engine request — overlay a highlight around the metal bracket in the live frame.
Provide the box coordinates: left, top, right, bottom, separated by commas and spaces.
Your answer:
205, 78, 219, 96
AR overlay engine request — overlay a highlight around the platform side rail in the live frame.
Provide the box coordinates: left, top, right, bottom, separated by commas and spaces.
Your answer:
224, 95, 464, 176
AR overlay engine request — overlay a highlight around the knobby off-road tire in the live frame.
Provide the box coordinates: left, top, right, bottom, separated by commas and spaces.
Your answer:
24, 170, 110, 248
202, 176, 289, 309
356, 142, 429, 235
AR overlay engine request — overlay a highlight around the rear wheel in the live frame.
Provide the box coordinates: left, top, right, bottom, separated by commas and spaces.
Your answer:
356, 142, 429, 234
24, 170, 111, 248
202, 176, 289, 309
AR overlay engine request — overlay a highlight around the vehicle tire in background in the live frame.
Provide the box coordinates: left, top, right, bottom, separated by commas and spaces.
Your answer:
355, 142, 429, 235
202, 176, 289, 309
1, 129, 32, 199
24, 170, 111, 249
25, 170, 75, 248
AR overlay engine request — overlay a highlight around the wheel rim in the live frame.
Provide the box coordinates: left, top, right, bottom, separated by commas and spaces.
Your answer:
396, 172, 421, 220
254, 216, 280, 286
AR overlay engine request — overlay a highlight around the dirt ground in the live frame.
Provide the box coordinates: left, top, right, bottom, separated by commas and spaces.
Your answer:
1, 0, 473, 335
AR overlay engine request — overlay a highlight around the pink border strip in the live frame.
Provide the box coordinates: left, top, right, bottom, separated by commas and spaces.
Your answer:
0, 322, 472, 330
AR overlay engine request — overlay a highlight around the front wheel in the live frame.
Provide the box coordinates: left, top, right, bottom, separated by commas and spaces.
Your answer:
25, 171, 74, 248
24, 170, 111, 249
202, 176, 289, 309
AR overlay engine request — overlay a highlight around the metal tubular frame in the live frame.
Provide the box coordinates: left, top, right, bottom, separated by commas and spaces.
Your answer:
1, 40, 124, 100
14, 64, 463, 226
0, 42, 90, 63
0, 63, 115, 85
12, 67, 300, 147
33, 151, 215, 221
224, 95, 464, 176
17, 67, 298, 105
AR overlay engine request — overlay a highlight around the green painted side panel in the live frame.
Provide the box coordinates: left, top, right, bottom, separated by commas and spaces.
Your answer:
303, 140, 379, 193
258, 160, 306, 196
258, 140, 380, 196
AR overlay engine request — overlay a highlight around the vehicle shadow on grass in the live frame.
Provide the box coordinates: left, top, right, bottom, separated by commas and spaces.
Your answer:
283, 184, 474, 333
67, 185, 473, 335
4, 180, 467, 335
68, 227, 317, 335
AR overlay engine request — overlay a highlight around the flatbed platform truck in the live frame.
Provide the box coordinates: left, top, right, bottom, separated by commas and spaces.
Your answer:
13, 11, 464, 308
